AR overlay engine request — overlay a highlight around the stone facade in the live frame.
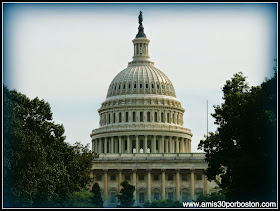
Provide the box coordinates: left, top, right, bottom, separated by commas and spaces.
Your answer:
90, 15, 219, 207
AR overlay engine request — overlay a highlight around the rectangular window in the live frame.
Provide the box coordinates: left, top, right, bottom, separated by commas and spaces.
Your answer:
182, 192, 188, 201
108, 114, 111, 124
154, 112, 158, 122
133, 112, 136, 122
96, 175, 102, 181
139, 175, 145, 181
154, 192, 159, 201
168, 174, 173, 181
147, 112, 150, 122
182, 174, 188, 181
113, 113, 116, 123
104, 114, 107, 124
140, 112, 143, 122
197, 174, 202, 180
173, 113, 175, 123
111, 175, 116, 181
153, 175, 159, 181
110, 192, 116, 203
168, 192, 173, 200
161, 112, 164, 122
119, 112, 122, 123
125, 175, 131, 181
139, 192, 145, 203
126, 112, 129, 122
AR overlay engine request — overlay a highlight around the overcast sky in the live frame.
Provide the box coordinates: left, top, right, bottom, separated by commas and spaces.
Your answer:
3, 3, 277, 152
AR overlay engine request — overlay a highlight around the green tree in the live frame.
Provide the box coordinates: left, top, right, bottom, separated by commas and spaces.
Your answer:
117, 180, 135, 207
63, 189, 94, 207
196, 191, 226, 202
198, 72, 277, 202
144, 199, 182, 208
3, 86, 95, 207
91, 182, 103, 207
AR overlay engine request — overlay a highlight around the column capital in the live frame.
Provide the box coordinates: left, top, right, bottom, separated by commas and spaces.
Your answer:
103, 169, 108, 172
118, 169, 123, 172
132, 169, 137, 172
176, 169, 180, 173
161, 169, 166, 172
147, 169, 151, 173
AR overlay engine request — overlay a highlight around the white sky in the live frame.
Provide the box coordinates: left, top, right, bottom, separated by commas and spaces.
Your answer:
3, 3, 277, 152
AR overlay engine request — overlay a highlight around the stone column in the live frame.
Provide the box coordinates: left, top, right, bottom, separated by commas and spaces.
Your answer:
104, 169, 108, 205
161, 136, 164, 153
118, 169, 122, 193
111, 137, 115, 153
104, 137, 107, 154
176, 169, 180, 201
204, 174, 209, 194
99, 138, 102, 153
189, 139, 191, 153
95, 139, 98, 153
144, 135, 148, 153
152, 136, 156, 153
109, 137, 113, 153
119, 136, 122, 153
147, 169, 151, 202
161, 169, 166, 200
115, 139, 118, 153
185, 139, 188, 153
92, 139, 95, 152
136, 136, 139, 153
169, 137, 173, 153
176, 137, 179, 153
190, 169, 195, 201
165, 138, 168, 153
133, 169, 137, 206
127, 136, 131, 153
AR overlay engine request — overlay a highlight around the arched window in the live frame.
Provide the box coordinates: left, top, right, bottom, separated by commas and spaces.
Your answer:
104, 114, 107, 124
133, 112, 136, 122
119, 112, 122, 123
140, 84, 143, 88
146, 84, 148, 88
167, 113, 170, 123
152, 84, 154, 88
113, 113, 116, 123
161, 112, 164, 122
129, 84, 131, 89
147, 112, 150, 122
123, 84, 125, 89
115, 86, 116, 90
109, 114, 111, 124
119, 85, 121, 89
154, 112, 158, 122
134, 83, 137, 88
126, 112, 129, 122
172, 113, 175, 123
140, 112, 143, 122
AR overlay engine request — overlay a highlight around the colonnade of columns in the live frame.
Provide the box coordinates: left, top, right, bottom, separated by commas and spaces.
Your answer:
92, 135, 191, 154
99, 169, 209, 206
100, 110, 184, 126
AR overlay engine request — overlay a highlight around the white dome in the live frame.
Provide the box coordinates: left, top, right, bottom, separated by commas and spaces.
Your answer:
106, 64, 176, 98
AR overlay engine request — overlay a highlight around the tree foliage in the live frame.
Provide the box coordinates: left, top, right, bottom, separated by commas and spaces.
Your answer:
117, 180, 135, 207
144, 199, 182, 208
63, 189, 94, 207
3, 86, 95, 207
196, 191, 226, 202
91, 182, 103, 208
198, 72, 277, 202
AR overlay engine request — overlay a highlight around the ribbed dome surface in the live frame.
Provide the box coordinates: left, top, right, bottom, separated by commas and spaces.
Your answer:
106, 65, 176, 98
